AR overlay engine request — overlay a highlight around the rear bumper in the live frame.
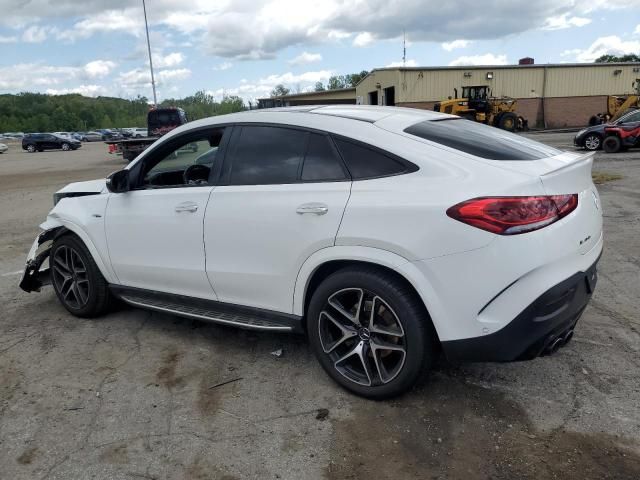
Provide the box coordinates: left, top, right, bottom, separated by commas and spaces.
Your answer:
441, 257, 599, 362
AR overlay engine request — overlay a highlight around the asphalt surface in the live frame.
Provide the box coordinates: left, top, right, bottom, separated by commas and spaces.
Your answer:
1, 135, 639, 479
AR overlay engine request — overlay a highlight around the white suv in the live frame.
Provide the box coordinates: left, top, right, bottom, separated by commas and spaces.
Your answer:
20, 106, 603, 398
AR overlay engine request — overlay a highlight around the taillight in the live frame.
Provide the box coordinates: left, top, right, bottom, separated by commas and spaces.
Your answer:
446, 194, 578, 235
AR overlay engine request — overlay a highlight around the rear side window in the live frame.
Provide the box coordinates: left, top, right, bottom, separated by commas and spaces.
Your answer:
404, 118, 561, 160
229, 126, 308, 185
333, 138, 410, 179
301, 134, 347, 182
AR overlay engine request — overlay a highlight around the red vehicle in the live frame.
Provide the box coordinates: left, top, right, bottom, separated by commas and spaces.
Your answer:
106, 107, 188, 161
602, 115, 640, 153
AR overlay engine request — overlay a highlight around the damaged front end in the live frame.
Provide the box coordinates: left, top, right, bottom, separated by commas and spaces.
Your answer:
19, 227, 64, 292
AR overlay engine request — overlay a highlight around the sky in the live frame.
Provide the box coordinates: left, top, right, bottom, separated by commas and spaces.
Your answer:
0, 0, 639, 104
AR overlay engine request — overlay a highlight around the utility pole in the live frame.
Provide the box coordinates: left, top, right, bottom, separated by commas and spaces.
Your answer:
142, 0, 157, 107
402, 30, 406, 67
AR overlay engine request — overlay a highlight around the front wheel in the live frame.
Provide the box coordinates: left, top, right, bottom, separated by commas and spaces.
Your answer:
307, 267, 436, 399
584, 134, 601, 151
498, 112, 517, 131
50, 235, 111, 317
603, 135, 621, 154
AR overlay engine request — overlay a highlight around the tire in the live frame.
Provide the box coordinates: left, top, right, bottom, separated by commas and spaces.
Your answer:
61, 143, 70, 151
26, 144, 36, 153
584, 134, 601, 151
307, 266, 436, 399
498, 112, 517, 131
603, 136, 621, 154
50, 234, 111, 318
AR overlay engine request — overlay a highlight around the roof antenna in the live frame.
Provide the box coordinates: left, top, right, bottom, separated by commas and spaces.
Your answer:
402, 30, 406, 67
142, 0, 157, 107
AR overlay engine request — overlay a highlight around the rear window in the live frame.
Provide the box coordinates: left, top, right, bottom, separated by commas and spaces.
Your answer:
404, 118, 561, 160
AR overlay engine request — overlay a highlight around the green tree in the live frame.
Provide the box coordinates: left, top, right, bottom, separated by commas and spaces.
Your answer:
270, 84, 290, 97
595, 54, 640, 63
314, 81, 326, 92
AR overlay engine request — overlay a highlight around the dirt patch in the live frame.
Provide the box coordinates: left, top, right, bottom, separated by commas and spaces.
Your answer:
185, 457, 239, 480
99, 443, 129, 464
592, 171, 624, 184
156, 350, 184, 389
16, 447, 38, 465
326, 372, 640, 480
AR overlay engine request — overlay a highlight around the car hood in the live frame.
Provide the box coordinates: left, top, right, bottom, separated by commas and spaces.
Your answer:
56, 179, 107, 195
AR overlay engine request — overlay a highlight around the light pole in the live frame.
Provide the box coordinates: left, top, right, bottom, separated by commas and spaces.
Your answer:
142, 0, 157, 107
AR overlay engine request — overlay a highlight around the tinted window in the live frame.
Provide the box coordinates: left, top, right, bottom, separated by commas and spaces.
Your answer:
301, 134, 347, 182
333, 138, 408, 179
404, 118, 561, 160
619, 110, 640, 123
229, 126, 307, 185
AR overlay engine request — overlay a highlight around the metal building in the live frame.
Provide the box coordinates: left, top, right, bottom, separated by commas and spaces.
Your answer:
257, 62, 640, 128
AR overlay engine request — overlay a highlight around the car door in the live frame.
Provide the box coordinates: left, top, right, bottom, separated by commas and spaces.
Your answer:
204, 125, 352, 313
105, 127, 229, 300
42, 134, 56, 150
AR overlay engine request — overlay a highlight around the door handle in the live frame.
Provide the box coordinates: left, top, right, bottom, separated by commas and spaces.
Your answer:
175, 202, 198, 213
296, 203, 328, 215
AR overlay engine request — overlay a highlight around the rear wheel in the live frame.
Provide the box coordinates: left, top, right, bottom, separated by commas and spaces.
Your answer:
26, 144, 36, 153
498, 112, 517, 131
50, 235, 111, 317
61, 143, 70, 151
307, 266, 436, 399
603, 135, 622, 154
584, 134, 601, 151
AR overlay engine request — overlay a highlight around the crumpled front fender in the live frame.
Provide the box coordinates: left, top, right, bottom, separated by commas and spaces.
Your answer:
19, 225, 67, 292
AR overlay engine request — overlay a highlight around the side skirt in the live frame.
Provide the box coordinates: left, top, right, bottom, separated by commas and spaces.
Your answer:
109, 285, 303, 333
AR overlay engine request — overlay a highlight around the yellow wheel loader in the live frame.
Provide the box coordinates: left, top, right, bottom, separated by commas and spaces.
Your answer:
433, 85, 526, 132
589, 80, 640, 126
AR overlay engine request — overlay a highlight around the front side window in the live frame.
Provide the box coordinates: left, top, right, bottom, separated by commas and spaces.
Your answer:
142, 129, 225, 188
228, 126, 308, 185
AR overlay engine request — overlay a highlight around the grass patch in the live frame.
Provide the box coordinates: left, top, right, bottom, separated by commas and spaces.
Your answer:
592, 171, 623, 184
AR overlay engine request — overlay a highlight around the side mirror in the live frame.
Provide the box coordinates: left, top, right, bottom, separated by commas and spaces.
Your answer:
106, 169, 130, 193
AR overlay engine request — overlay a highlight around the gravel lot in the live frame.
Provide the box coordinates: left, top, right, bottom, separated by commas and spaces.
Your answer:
1, 135, 639, 479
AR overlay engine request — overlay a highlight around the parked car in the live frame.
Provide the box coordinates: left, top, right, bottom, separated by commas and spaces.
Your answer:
80, 131, 105, 142
574, 108, 640, 150
53, 132, 73, 138
130, 127, 148, 138
22, 133, 82, 152
19, 106, 603, 398
0, 143, 8, 154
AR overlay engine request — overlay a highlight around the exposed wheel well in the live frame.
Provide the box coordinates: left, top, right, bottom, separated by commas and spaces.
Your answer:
302, 260, 436, 339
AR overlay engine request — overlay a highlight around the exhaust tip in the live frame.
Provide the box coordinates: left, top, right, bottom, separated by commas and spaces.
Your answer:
563, 329, 574, 345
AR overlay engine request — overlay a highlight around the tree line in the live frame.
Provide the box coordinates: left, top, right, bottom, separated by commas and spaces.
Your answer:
270, 71, 369, 97
0, 91, 245, 133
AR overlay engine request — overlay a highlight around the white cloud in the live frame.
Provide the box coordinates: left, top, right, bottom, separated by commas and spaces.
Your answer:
208, 69, 334, 102
289, 52, 323, 66
448, 53, 508, 66
353, 32, 374, 47
56, 9, 142, 42
565, 36, 640, 62
386, 59, 418, 67
22, 25, 52, 43
119, 67, 192, 88
634, 24, 640, 35
154, 52, 185, 68
84, 60, 117, 79
441, 39, 471, 51
543, 14, 591, 30
45, 85, 106, 97
214, 62, 233, 71
0, 35, 17, 43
